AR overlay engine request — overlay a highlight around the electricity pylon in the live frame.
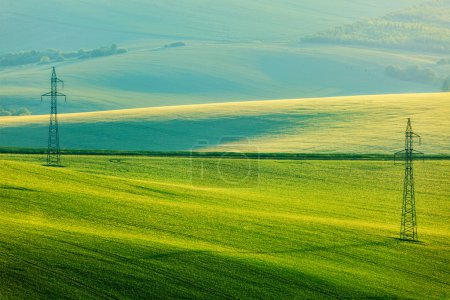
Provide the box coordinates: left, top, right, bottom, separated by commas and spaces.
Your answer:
41, 67, 66, 166
394, 118, 423, 241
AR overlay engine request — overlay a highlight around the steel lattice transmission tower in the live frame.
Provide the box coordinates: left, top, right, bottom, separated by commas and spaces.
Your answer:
394, 118, 423, 241
41, 67, 66, 166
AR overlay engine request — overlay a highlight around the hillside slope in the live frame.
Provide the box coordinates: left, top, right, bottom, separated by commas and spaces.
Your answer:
0, 156, 448, 298
0, 93, 449, 154
2, 0, 445, 114
0, 0, 426, 52
2, 42, 446, 115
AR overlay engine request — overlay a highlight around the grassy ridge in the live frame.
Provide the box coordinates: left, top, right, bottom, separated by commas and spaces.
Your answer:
2, 43, 443, 115
1, 0, 426, 52
1, 93, 449, 154
1, 1, 445, 115
0, 155, 449, 298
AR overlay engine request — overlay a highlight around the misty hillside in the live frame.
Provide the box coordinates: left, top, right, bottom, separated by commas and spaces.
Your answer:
0, 0, 426, 52
1, 0, 449, 116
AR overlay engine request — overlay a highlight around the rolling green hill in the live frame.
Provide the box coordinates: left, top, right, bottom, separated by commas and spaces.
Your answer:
0, 155, 448, 298
2, 2, 449, 299
3, 0, 447, 115
0, 0, 426, 52
0, 93, 449, 154
2, 42, 447, 115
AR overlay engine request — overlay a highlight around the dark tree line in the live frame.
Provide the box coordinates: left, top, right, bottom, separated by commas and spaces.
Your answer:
0, 106, 31, 116
0, 44, 127, 67
301, 2, 450, 53
385, 65, 439, 84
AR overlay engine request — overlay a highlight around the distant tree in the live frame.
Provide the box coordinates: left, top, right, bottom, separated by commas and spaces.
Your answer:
385, 64, 438, 84
442, 76, 450, 92
300, 2, 450, 53
0, 106, 32, 116
39, 56, 51, 64
15, 107, 32, 116
385, 65, 401, 77
0, 106, 12, 116
0, 44, 127, 67
437, 58, 450, 65
164, 42, 186, 48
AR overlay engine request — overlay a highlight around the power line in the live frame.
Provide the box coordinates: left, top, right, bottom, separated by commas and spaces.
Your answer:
41, 67, 66, 166
394, 118, 423, 241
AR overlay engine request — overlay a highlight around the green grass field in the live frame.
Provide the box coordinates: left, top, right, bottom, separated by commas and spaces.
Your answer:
0, 154, 448, 299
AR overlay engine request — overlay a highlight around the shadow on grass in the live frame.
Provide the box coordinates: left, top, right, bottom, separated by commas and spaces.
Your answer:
42, 164, 65, 168
390, 237, 426, 245
0, 184, 37, 192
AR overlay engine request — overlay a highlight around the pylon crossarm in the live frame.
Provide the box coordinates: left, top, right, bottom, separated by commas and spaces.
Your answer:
56, 92, 67, 101
56, 93, 67, 102
41, 92, 66, 102
41, 92, 52, 102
